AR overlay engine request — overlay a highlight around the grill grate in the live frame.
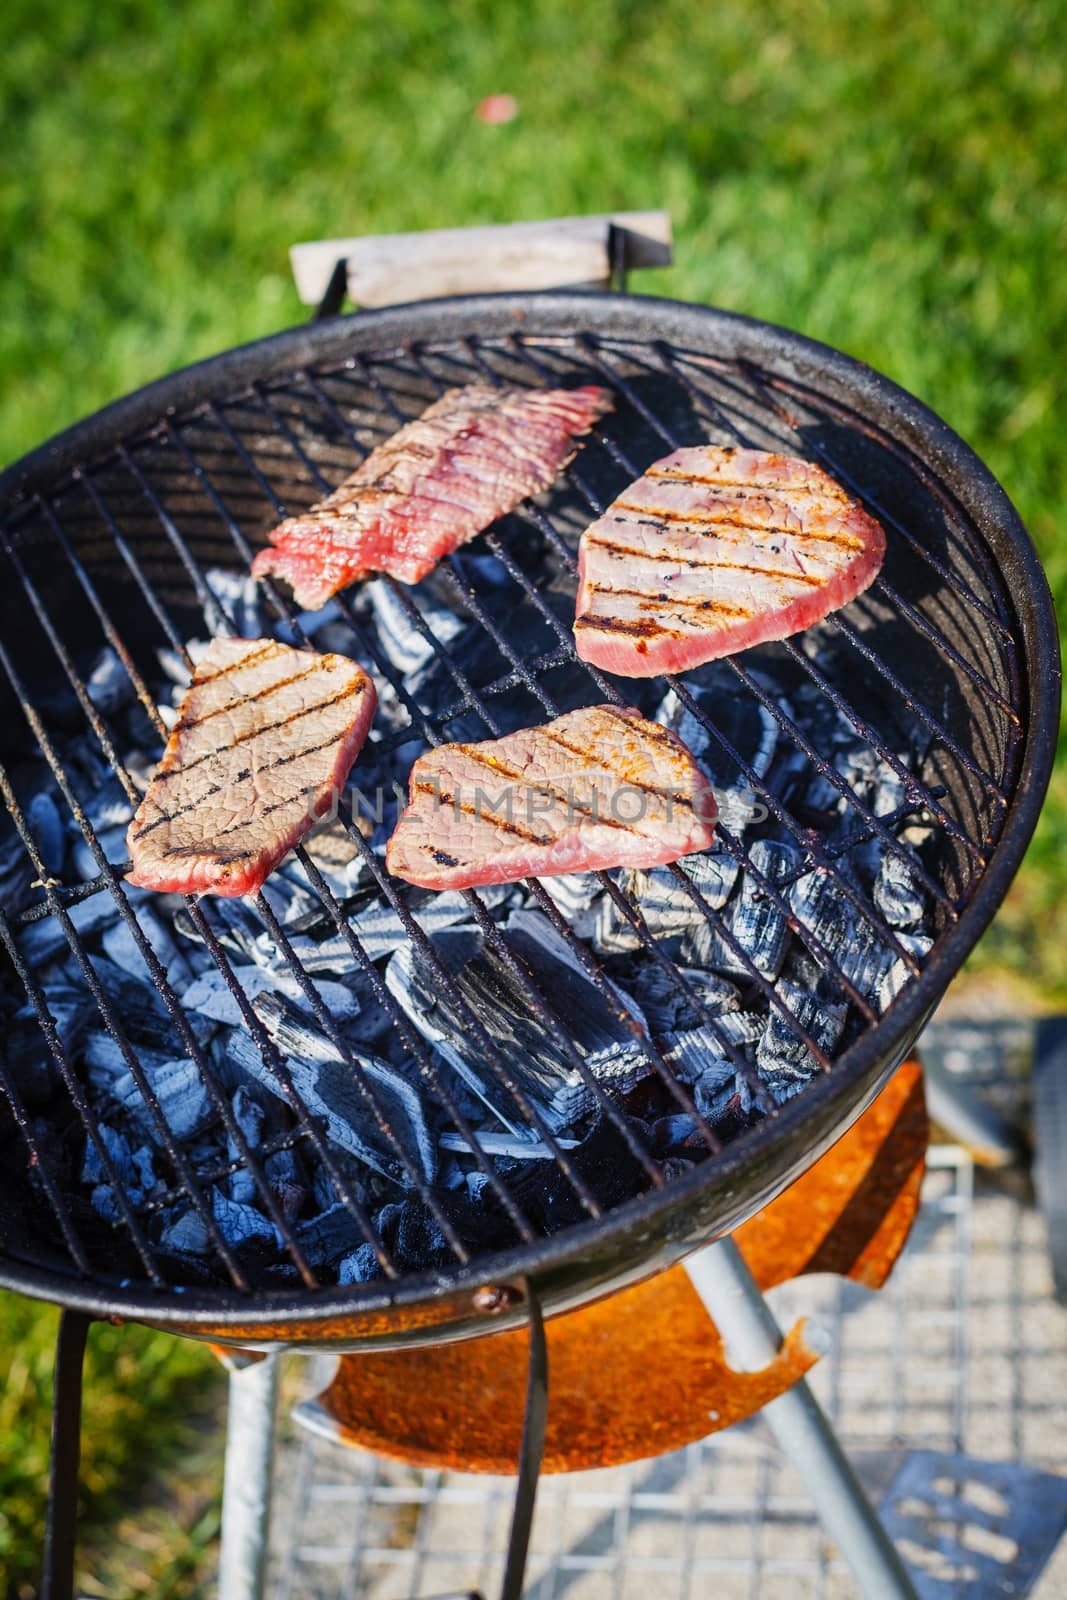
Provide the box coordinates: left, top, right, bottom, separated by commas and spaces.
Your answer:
0, 314, 1031, 1312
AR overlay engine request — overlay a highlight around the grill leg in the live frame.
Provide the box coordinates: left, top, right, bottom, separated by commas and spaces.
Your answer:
42, 1309, 91, 1600
218, 1353, 280, 1600
685, 1238, 919, 1600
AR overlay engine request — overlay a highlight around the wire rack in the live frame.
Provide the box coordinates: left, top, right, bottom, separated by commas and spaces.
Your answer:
267, 1146, 1067, 1599
0, 321, 1027, 1306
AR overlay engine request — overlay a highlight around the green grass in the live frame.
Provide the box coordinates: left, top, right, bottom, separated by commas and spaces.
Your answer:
0, 0, 1064, 1587
0, 1294, 223, 1598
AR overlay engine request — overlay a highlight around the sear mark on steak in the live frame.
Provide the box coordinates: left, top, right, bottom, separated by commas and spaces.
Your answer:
126, 638, 377, 897
573, 446, 886, 676
386, 704, 717, 891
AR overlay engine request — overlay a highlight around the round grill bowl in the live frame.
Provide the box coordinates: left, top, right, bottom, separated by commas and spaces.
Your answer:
0, 293, 1057, 1348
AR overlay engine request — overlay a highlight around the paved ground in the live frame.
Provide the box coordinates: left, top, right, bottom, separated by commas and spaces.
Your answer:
262, 1140, 1067, 1599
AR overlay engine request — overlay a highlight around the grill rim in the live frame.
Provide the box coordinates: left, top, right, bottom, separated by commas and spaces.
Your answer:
0, 290, 1058, 1338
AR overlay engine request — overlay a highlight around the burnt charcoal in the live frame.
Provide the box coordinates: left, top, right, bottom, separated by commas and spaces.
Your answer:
102, 907, 194, 995
71, 825, 130, 882
834, 744, 909, 819
85, 647, 134, 715
259, 886, 509, 970
265, 1145, 307, 1220
492, 1113, 654, 1236
371, 1187, 512, 1272
17, 894, 121, 968
212, 1191, 281, 1250
541, 872, 603, 939
663, 1031, 737, 1086
287, 816, 368, 902
27, 792, 65, 878
439, 1129, 580, 1160
338, 1242, 384, 1284
693, 1057, 738, 1120
182, 966, 361, 1028
110, 1055, 214, 1140
81, 1121, 139, 1189
386, 910, 650, 1134
205, 568, 266, 638
8, 982, 92, 1105
877, 932, 934, 1013
657, 665, 780, 789
711, 1010, 766, 1047
0, 833, 35, 917
756, 981, 848, 1101
873, 850, 926, 930
624, 963, 740, 1035
293, 1202, 377, 1269
604, 851, 740, 954
227, 1086, 266, 1205
159, 1207, 210, 1257
366, 577, 466, 686
787, 870, 898, 1000
174, 899, 265, 963
83, 1032, 175, 1087
252, 991, 362, 1060
680, 841, 797, 979
87, 957, 214, 1052
226, 1000, 437, 1187
650, 1114, 708, 1157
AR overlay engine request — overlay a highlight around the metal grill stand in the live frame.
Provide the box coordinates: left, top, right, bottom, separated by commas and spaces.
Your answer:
205, 1237, 920, 1600
685, 1239, 918, 1598
3, 221, 1055, 1598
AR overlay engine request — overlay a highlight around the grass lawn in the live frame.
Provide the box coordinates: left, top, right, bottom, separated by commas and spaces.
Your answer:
1, 0, 1064, 1590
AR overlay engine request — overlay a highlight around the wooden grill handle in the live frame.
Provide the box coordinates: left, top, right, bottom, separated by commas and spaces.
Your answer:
290, 210, 673, 310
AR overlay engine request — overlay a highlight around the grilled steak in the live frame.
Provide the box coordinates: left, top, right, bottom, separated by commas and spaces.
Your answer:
127, 639, 377, 897
251, 384, 613, 609
574, 446, 886, 676
386, 705, 717, 891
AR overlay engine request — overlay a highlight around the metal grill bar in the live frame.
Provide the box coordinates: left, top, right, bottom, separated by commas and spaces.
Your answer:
461, 336, 935, 969
0, 314, 1032, 1309
0, 931, 95, 1275
233, 379, 662, 1187
239, 371, 675, 1177
0, 783, 170, 1285
282, 362, 780, 1127
7, 600, 352, 1291
562, 337, 985, 906
382, 349, 849, 1072
0, 597, 312, 1284
190, 400, 607, 1217
115, 451, 485, 1267
74, 477, 441, 1281
0, 734, 254, 1285
29, 496, 395, 1282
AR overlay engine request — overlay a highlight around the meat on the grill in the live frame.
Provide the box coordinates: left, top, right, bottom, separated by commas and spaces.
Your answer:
573, 446, 886, 676
126, 639, 377, 897
386, 705, 717, 891
251, 384, 613, 609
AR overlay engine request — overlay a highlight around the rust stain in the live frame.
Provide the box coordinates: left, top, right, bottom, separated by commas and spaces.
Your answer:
292, 1060, 926, 1474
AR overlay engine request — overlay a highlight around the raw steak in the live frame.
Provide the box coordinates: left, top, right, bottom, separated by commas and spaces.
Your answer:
574, 446, 885, 676
251, 384, 612, 608
127, 638, 377, 897
386, 705, 717, 891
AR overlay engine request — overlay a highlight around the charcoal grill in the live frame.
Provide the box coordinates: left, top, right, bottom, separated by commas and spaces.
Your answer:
0, 289, 1057, 1595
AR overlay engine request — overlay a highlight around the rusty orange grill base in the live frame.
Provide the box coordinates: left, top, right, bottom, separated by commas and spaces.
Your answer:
292, 1060, 926, 1474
